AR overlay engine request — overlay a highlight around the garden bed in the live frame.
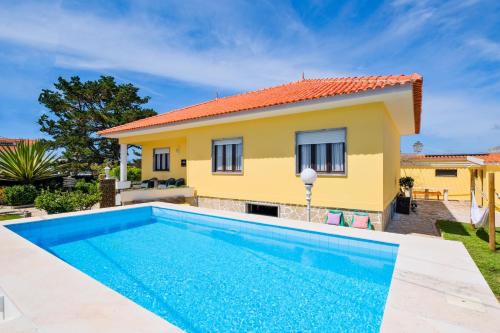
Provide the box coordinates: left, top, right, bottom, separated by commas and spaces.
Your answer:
436, 220, 500, 300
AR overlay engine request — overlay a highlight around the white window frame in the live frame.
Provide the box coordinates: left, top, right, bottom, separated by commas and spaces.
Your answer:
211, 137, 243, 174
153, 147, 170, 171
295, 127, 347, 176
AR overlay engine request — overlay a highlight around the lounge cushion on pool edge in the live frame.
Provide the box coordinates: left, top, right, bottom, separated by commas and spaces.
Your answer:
326, 212, 342, 225
352, 215, 370, 229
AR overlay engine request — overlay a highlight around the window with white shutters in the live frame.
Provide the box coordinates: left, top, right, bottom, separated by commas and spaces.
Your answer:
153, 148, 170, 171
212, 138, 243, 172
296, 128, 346, 174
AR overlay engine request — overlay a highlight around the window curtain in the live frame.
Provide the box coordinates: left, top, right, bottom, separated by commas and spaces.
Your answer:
300, 144, 312, 170
235, 143, 242, 171
225, 144, 233, 171
155, 153, 165, 170
216, 145, 224, 171
164, 154, 169, 170
332, 143, 344, 172
316, 144, 327, 172
153, 155, 157, 170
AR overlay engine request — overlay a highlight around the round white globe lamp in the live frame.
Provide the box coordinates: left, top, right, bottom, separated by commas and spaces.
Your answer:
300, 168, 317, 222
104, 166, 111, 180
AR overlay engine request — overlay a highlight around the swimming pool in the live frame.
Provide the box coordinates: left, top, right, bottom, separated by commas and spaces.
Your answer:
7, 206, 398, 332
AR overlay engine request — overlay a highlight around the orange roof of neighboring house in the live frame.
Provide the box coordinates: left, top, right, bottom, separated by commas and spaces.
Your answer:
99, 74, 423, 136
402, 153, 500, 165
0, 137, 36, 148
402, 153, 488, 160
481, 153, 500, 164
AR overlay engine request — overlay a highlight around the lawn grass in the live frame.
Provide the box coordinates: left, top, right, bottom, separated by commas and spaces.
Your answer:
0, 214, 22, 221
436, 220, 500, 300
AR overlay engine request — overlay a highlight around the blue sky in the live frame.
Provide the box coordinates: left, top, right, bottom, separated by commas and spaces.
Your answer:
0, 0, 499, 153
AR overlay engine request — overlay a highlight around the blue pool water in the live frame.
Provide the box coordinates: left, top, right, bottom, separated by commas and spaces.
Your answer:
7, 207, 398, 332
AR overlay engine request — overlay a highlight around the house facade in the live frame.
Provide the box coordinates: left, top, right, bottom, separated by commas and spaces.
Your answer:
0, 137, 36, 151
401, 153, 500, 208
99, 74, 423, 230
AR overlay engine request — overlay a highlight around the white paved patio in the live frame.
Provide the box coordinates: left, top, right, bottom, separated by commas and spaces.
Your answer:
0, 206, 46, 217
386, 200, 500, 236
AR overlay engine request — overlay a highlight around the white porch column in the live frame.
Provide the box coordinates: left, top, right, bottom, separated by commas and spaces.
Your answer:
120, 143, 128, 182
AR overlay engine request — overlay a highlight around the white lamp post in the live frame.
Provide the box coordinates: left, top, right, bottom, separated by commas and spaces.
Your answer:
104, 166, 110, 180
300, 168, 317, 222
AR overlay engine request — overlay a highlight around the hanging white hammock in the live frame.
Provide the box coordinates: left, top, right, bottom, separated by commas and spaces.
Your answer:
471, 190, 489, 228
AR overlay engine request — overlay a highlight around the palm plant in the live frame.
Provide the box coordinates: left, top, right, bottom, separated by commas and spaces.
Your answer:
0, 140, 59, 183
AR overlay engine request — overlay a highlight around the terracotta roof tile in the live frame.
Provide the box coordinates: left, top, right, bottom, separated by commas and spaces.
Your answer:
99, 74, 423, 136
481, 153, 500, 164
402, 153, 500, 165
0, 137, 37, 151
402, 153, 489, 160
0, 137, 36, 145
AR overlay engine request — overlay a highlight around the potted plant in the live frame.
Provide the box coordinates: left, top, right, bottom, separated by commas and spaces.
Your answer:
396, 176, 414, 214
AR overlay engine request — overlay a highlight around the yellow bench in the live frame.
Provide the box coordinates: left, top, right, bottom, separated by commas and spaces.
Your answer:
413, 189, 442, 200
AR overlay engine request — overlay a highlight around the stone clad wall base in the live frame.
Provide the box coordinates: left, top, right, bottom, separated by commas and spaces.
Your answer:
99, 179, 116, 208
196, 196, 384, 231
381, 196, 397, 231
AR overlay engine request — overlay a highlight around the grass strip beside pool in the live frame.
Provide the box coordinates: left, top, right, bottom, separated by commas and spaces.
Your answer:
0, 214, 22, 221
437, 220, 500, 300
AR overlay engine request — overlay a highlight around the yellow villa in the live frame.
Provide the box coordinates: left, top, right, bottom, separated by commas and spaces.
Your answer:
99, 74, 423, 230
401, 153, 500, 209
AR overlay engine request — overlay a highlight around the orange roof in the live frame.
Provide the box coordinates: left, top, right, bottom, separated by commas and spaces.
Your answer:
99, 74, 423, 136
402, 153, 488, 160
481, 153, 500, 164
0, 137, 36, 145
0, 137, 37, 151
402, 153, 500, 165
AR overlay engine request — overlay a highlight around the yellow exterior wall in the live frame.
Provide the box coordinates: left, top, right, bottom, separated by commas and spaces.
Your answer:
382, 106, 400, 208
121, 102, 401, 212
401, 164, 499, 209
473, 168, 484, 205
484, 166, 500, 211
401, 167, 471, 201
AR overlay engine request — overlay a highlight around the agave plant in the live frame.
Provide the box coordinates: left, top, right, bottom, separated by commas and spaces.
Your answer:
0, 140, 59, 183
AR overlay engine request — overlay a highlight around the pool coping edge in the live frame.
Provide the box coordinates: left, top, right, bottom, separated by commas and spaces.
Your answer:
1, 202, 499, 333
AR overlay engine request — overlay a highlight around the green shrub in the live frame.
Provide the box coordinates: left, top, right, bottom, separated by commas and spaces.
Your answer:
4, 185, 38, 206
127, 167, 141, 182
399, 176, 414, 194
75, 179, 99, 194
35, 190, 77, 214
110, 166, 141, 182
74, 189, 101, 210
35, 186, 102, 214
0, 187, 5, 205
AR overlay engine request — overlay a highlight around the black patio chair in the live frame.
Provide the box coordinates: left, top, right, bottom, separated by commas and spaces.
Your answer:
175, 178, 185, 187
166, 178, 176, 187
141, 178, 155, 188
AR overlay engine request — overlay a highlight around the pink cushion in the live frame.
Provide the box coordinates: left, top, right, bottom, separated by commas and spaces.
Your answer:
326, 213, 341, 225
352, 215, 369, 229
